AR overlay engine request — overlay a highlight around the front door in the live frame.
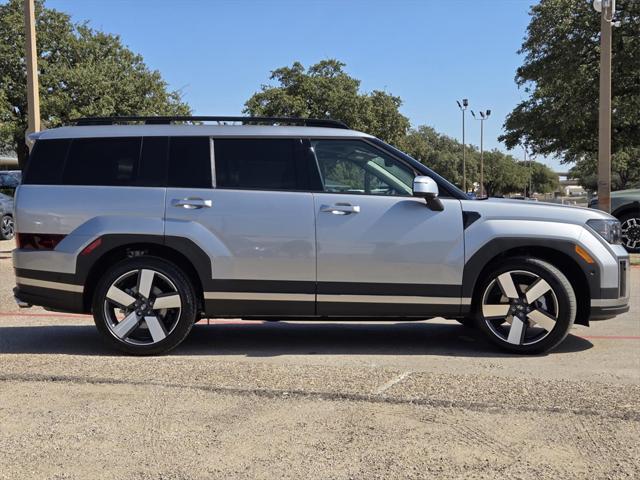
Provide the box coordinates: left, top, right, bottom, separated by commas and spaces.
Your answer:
311, 139, 465, 317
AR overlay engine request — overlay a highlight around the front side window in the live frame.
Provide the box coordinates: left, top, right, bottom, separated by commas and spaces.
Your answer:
312, 140, 414, 196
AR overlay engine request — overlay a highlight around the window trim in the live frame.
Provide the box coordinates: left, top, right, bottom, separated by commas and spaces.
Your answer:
210, 137, 216, 188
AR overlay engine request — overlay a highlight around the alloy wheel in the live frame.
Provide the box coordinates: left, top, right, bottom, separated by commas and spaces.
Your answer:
620, 216, 640, 251
103, 268, 182, 345
481, 270, 559, 346
1, 215, 14, 239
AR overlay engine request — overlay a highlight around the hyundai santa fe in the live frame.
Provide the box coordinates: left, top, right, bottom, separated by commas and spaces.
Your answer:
12, 116, 630, 355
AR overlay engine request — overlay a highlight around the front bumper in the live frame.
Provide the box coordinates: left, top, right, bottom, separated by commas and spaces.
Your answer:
589, 255, 631, 320
590, 303, 630, 320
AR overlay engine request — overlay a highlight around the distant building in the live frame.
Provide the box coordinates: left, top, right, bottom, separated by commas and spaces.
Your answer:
563, 185, 586, 197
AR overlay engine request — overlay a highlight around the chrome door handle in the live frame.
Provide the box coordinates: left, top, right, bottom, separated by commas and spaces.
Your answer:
172, 198, 213, 209
320, 203, 360, 215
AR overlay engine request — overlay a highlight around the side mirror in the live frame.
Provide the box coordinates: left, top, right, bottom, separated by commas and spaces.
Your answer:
413, 176, 444, 211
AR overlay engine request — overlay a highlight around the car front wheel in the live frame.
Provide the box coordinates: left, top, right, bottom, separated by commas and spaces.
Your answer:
92, 257, 197, 355
474, 257, 576, 355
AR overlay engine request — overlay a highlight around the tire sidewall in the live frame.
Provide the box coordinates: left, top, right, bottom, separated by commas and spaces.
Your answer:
92, 256, 197, 355
474, 257, 576, 354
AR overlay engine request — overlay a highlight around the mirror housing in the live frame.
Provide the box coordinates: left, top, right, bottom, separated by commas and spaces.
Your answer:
413, 176, 444, 211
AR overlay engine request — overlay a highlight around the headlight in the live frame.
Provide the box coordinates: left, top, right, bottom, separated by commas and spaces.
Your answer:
586, 219, 622, 245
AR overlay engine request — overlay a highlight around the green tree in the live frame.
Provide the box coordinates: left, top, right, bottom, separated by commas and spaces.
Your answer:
519, 160, 560, 195
0, 0, 190, 167
482, 150, 527, 197
398, 125, 479, 190
529, 161, 560, 194
569, 145, 640, 190
244, 60, 410, 145
499, 0, 640, 189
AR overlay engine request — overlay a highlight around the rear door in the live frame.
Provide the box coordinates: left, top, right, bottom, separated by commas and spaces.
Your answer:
311, 139, 465, 317
164, 136, 318, 316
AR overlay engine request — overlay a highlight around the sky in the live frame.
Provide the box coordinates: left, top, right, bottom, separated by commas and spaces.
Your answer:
39, 0, 560, 169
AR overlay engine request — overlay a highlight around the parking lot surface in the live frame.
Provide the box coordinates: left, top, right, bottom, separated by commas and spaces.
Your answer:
0, 239, 638, 479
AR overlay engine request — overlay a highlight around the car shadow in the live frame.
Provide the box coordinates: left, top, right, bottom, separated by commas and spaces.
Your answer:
0, 321, 593, 357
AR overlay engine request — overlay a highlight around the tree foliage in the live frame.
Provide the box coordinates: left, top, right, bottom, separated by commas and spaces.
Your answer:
528, 160, 560, 195
500, 0, 640, 189
244, 60, 410, 145
398, 125, 478, 189
399, 126, 557, 196
0, 0, 190, 166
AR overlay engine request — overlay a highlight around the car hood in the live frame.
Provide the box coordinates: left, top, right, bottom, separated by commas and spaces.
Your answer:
461, 197, 614, 225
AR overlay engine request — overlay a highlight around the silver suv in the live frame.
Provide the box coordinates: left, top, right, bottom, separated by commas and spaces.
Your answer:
13, 116, 630, 355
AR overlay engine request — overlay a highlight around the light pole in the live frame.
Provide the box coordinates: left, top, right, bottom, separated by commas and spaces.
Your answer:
521, 145, 528, 197
471, 109, 491, 197
23, 0, 40, 160
521, 144, 533, 197
593, 0, 615, 213
456, 99, 469, 192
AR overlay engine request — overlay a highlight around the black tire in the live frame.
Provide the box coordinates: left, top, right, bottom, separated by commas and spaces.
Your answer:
618, 211, 640, 254
92, 256, 197, 355
472, 257, 576, 355
0, 214, 14, 240
456, 318, 475, 328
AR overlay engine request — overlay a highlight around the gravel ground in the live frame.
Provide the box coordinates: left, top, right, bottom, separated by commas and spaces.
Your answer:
0, 238, 638, 480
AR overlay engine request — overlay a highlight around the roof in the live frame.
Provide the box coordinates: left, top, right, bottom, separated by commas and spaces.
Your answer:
30, 124, 373, 141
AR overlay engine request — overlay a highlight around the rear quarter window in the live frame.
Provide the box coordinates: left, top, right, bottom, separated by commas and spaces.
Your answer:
24, 137, 170, 187
63, 137, 142, 186
23, 139, 71, 185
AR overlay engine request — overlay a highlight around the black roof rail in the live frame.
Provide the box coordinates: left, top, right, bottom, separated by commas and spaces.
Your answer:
73, 116, 349, 129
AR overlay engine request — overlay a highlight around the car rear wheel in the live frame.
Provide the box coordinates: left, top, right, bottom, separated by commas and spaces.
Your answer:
0, 214, 14, 240
619, 211, 640, 253
474, 257, 576, 355
92, 257, 197, 355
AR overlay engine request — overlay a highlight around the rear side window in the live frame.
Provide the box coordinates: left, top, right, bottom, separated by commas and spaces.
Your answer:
23, 139, 70, 185
138, 137, 169, 187
63, 137, 142, 186
214, 138, 310, 190
168, 137, 211, 188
